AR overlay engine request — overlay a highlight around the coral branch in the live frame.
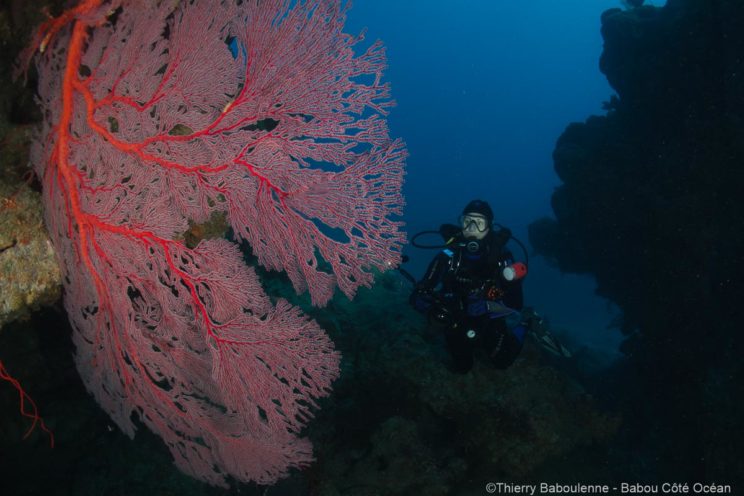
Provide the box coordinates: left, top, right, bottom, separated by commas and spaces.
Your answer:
0, 361, 54, 448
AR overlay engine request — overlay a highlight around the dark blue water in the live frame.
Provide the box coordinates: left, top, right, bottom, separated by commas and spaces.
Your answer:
346, 0, 663, 360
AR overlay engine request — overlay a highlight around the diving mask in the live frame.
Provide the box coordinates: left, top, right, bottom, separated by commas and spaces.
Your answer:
460, 214, 489, 232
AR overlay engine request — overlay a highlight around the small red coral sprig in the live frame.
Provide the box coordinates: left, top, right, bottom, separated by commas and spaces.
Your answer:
0, 361, 54, 447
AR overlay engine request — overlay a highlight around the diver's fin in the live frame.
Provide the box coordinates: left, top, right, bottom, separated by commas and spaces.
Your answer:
532, 331, 572, 358
521, 307, 572, 359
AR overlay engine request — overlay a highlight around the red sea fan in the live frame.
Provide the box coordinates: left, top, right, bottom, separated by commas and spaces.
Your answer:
25, 0, 405, 486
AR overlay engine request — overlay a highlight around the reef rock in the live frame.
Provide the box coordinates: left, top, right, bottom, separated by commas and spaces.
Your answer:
0, 128, 61, 329
306, 271, 619, 495
0, 1, 63, 330
530, 0, 744, 482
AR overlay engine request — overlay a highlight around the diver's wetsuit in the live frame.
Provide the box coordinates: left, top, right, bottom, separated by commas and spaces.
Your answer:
411, 231, 525, 373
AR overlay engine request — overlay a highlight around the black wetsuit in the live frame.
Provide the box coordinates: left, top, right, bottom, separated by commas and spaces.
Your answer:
411, 231, 525, 373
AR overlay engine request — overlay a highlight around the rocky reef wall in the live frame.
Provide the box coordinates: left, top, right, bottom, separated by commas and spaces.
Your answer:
530, 0, 744, 482
0, 1, 63, 329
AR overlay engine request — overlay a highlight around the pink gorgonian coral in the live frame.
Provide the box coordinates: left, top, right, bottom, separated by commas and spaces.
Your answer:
22, 0, 405, 486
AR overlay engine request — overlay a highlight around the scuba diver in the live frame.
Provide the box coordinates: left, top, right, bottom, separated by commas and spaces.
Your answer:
408, 199, 566, 373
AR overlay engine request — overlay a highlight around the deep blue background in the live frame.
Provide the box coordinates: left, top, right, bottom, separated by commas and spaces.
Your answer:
345, 1, 665, 359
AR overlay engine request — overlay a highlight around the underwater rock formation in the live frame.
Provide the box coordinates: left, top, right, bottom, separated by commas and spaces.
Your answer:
530, 0, 744, 481
0, 161, 61, 329
0, 2, 62, 329
301, 272, 618, 495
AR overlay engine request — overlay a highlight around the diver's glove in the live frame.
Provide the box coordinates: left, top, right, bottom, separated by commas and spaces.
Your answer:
466, 295, 488, 317
410, 287, 434, 313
